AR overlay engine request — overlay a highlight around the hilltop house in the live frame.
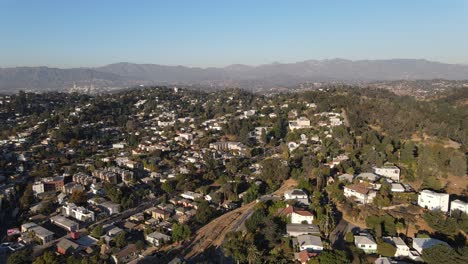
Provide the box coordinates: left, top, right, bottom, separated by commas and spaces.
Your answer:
344, 183, 377, 204
284, 189, 309, 205
279, 205, 314, 224
383, 237, 410, 257
451, 199, 468, 215
289, 117, 311, 131
417, 190, 450, 212
412, 237, 449, 255
373, 164, 400, 182
295, 235, 324, 252
354, 234, 378, 254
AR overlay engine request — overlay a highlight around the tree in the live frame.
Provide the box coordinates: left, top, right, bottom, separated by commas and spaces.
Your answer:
161, 181, 175, 194
247, 244, 261, 264
423, 210, 458, 235
245, 209, 266, 233
172, 223, 191, 242
69, 190, 88, 205
311, 250, 349, 264
449, 154, 467, 176
195, 200, 215, 225
90, 225, 104, 238
19, 184, 33, 209
32, 250, 59, 264
377, 241, 396, 257
345, 232, 354, 243
114, 231, 127, 248
422, 244, 461, 264
223, 232, 248, 263
7, 248, 32, 264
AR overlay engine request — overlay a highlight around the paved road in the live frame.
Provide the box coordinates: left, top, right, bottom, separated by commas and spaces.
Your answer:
329, 219, 358, 250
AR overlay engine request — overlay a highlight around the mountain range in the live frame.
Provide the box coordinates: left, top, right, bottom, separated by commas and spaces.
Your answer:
1, 59, 468, 92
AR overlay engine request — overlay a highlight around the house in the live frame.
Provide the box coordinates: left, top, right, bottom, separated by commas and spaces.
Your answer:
344, 183, 377, 204
373, 164, 400, 182
56, 193, 67, 205
279, 205, 314, 224
390, 183, 405, 193
412, 238, 449, 254
292, 209, 314, 224
450, 199, 468, 215
145, 231, 171, 247
57, 238, 80, 255
284, 189, 309, 205
62, 182, 85, 194
50, 215, 79, 232
31, 176, 65, 195
354, 234, 378, 253
295, 235, 323, 252
21, 223, 54, 245
63, 203, 95, 222
289, 117, 311, 130
181, 191, 203, 201
151, 208, 171, 221
356, 172, 380, 182
383, 237, 410, 257
337, 173, 354, 183
417, 190, 450, 212
100, 201, 120, 215
209, 141, 247, 153
286, 224, 320, 237
295, 250, 318, 264
111, 244, 140, 264
129, 213, 145, 222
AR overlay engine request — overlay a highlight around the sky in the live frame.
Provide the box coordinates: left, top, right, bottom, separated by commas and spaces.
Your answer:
0, 0, 467, 68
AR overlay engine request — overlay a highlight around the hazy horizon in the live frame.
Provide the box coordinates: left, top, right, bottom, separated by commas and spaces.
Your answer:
1, 57, 468, 70
1, 0, 467, 68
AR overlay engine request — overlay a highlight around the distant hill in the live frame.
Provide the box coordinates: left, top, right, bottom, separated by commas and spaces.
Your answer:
1, 59, 468, 92
0, 67, 127, 92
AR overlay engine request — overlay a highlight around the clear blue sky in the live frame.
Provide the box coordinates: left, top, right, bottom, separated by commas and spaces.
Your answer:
0, 0, 467, 68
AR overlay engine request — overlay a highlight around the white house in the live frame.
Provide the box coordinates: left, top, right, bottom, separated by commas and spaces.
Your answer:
284, 189, 309, 205
344, 183, 377, 204
373, 165, 400, 182
390, 183, 405, 193
177, 133, 193, 141
296, 235, 323, 252
450, 199, 468, 215
354, 234, 378, 254
181, 191, 203, 201
383, 237, 410, 257
417, 190, 450, 212
412, 238, 449, 254
32, 182, 45, 195
145, 231, 171, 247
63, 203, 95, 222
289, 117, 311, 130
280, 206, 315, 224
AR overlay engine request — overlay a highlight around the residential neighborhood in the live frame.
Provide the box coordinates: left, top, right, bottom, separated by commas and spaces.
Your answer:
0, 87, 466, 264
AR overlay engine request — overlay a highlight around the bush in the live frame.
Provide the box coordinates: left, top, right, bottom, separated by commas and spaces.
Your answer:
345, 232, 354, 243
378, 241, 396, 257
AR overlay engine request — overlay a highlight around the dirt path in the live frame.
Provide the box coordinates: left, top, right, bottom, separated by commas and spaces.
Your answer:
183, 178, 297, 259
341, 107, 350, 128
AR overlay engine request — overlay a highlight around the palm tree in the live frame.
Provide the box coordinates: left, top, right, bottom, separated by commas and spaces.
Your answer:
247, 244, 261, 264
